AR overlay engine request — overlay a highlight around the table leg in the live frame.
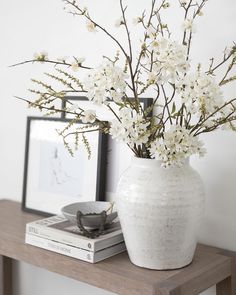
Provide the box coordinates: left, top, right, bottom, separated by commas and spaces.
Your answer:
216, 277, 231, 295
216, 252, 236, 295
0, 255, 12, 295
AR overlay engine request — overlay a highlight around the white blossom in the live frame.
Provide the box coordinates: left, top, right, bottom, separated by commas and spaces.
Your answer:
197, 10, 204, 16
81, 110, 96, 123
109, 108, 151, 147
109, 120, 127, 141
70, 57, 85, 71
83, 60, 127, 105
177, 72, 224, 117
149, 125, 206, 167
150, 40, 159, 51
163, 2, 170, 9
110, 90, 123, 103
115, 17, 124, 27
147, 71, 159, 84
150, 37, 190, 84
71, 62, 80, 71
68, 103, 80, 112
179, 0, 189, 6
133, 17, 142, 26
181, 19, 196, 33
34, 51, 48, 62
146, 26, 157, 39
86, 20, 97, 32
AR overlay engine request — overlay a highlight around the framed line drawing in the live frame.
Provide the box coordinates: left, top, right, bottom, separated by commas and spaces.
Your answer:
61, 96, 153, 201
22, 116, 107, 216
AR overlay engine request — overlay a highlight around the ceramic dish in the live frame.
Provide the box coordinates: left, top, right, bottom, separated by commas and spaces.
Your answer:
61, 201, 117, 229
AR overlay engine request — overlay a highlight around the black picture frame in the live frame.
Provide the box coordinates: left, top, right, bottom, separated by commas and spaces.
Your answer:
22, 116, 107, 216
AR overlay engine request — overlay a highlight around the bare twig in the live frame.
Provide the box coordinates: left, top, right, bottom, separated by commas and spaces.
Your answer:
10, 59, 91, 70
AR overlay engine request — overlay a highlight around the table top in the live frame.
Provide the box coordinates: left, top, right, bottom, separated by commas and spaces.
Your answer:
0, 199, 232, 295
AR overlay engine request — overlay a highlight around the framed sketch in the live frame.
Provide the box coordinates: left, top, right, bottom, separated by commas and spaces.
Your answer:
22, 116, 107, 216
61, 96, 153, 201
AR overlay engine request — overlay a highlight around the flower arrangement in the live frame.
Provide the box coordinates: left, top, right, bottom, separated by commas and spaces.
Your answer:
14, 0, 236, 166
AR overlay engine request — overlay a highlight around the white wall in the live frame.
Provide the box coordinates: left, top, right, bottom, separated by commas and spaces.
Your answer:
0, 1, 236, 294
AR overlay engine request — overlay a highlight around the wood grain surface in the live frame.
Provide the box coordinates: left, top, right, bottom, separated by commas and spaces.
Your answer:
0, 200, 234, 295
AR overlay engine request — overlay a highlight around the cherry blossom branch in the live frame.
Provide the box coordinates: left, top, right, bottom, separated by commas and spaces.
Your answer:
63, 128, 102, 138
161, 85, 173, 125
181, 0, 208, 60
63, 0, 130, 61
190, 98, 236, 135
14, 96, 80, 116
194, 112, 236, 136
207, 45, 236, 75
10, 59, 91, 70
119, 0, 133, 62
133, 0, 165, 78
181, 0, 193, 46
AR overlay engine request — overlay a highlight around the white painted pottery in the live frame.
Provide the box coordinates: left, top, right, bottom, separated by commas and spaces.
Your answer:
116, 157, 205, 270
61, 202, 117, 229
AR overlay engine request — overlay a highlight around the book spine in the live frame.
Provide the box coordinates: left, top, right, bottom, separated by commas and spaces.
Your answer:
26, 223, 95, 251
25, 234, 126, 263
96, 234, 124, 252
26, 223, 124, 252
25, 233, 95, 263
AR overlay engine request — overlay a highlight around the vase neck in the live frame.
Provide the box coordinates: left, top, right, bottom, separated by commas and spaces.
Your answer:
131, 157, 190, 168
131, 157, 162, 168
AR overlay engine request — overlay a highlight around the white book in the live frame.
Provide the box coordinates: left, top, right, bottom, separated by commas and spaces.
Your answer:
26, 215, 123, 252
25, 233, 126, 263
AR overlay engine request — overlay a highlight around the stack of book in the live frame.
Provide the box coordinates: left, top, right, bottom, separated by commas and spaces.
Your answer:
25, 215, 126, 263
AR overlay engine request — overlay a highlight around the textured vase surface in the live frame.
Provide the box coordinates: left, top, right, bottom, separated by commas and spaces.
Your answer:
116, 157, 205, 270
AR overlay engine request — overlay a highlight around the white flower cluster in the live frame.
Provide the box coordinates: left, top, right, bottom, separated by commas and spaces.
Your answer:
149, 125, 206, 167
148, 37, 189, 84
177, 72, 224, 117
110, 108, 150, 147
83, 61, 127, 105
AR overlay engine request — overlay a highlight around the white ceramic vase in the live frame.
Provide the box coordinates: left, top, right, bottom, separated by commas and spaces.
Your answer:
116, 157, 205, 270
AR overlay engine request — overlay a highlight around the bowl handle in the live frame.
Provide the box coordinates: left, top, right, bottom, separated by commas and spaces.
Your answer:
76, 211, 107, 239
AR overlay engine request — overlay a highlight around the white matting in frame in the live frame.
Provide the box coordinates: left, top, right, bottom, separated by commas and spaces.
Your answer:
22, 116, 107, 215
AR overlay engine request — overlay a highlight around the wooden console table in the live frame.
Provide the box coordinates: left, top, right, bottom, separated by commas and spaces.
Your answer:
0, 199, 235, 295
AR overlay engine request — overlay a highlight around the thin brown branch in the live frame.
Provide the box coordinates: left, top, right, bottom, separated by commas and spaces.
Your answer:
161, 85, 173, 125
207, 47, 235, 75
10, 59, 91, 70
120, 0, 133, 62
63, 0, 130, 60
14, 96, 79, 116
190, 98, 236, 134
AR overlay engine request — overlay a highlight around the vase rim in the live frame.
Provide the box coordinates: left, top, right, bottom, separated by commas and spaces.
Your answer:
131, 157, 162, 166
131, 156, 190, 167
